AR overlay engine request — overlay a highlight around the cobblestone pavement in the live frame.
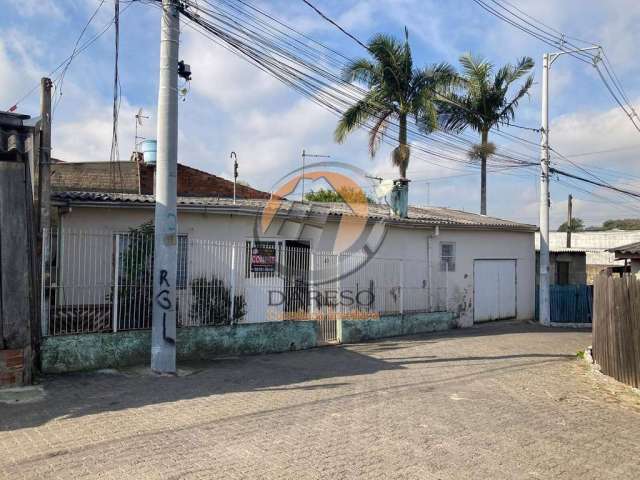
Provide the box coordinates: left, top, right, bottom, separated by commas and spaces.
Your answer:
1, 321, 639, 479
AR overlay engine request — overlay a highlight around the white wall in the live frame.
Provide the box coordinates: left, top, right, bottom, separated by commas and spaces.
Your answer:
434, 229, 535, 327
56, 206, 535, 327
535, 231, 640, 266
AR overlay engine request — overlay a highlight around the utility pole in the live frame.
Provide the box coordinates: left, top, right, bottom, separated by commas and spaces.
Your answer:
539, 45, 600, 327
39, 78, 52, 342
39, 78, 52, 242
567, 194, 573, 248
539, 53, 551, 326
151, 0, 180, 374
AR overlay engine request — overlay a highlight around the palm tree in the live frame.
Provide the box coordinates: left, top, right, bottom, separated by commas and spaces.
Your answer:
441, 53, 534, 215
335, 31, 456, 179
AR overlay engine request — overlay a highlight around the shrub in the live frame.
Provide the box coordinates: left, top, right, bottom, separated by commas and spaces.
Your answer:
189, 276, 246, 325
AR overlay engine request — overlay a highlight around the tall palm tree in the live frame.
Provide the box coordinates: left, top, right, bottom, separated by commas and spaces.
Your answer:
441, 53, 534, 215
335, 31, 456, 179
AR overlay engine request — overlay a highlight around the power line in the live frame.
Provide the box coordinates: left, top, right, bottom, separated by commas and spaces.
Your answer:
297, 0, 541, 133
472, 0, 640, 134
163, 0, 640, 209
110, 0, 123, 189
299, 0, 369, 51
7, 0, 143, 112
174, 0, 538, 174
561, 144, 640, 158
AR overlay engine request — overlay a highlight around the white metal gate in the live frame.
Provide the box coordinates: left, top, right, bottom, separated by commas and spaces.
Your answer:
473, 259, 517, 322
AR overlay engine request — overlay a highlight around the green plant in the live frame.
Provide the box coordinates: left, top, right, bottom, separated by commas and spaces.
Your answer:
109, 222, 155, 329
190, 277, 246, 326
304, 187, 374, 204
335, 30, 456, 179
440, 53, 534, 214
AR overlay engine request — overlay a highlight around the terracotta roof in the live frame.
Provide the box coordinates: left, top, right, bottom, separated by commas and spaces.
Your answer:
138, 162, 270, 199
52, 191, 537, 232
50, 160, 270, 199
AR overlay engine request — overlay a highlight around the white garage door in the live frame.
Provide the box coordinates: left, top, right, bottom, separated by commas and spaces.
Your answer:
474, 259, 516, 322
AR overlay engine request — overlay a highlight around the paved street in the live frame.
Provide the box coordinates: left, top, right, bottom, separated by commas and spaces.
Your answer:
1, 321, 639, 479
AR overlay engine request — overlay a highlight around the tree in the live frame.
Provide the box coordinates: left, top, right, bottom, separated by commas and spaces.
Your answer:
440, 53, 534, 214
601, 218, 640, 230
335, 30, 456, 179
558, 218, 585, 232
304, 187, 374, 204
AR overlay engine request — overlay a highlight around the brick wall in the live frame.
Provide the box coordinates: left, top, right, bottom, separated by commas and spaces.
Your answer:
139, 163, 270, 199
0, 348, 27, 387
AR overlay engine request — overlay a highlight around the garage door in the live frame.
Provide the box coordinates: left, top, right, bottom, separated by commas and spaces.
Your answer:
474, 259, 516, 322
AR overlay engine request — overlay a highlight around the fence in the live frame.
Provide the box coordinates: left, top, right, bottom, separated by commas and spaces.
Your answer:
41, 229, 449, 337
592, 273, 640, 388
535, 284, 593, 324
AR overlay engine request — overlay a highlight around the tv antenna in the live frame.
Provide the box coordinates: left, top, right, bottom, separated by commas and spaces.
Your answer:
134, 108, 149, 153
301, 149, 330, 202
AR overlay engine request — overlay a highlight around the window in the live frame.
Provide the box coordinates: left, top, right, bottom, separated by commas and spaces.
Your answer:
176, 235, 189, 289
115, 233, 189, 289
440, 242, 455, 272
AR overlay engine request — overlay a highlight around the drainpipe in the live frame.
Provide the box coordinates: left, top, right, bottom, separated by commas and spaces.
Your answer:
426, 225, 440, 311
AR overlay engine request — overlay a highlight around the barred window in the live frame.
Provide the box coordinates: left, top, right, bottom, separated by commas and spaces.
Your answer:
176, 235, 189, 289
440, 242, 455, 272
115, 233, 188, 289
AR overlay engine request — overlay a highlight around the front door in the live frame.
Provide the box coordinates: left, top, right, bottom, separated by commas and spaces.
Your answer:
283, 241, 310, 314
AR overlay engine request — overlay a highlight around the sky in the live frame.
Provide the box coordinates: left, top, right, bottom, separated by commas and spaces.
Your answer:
2, 0, 640, 229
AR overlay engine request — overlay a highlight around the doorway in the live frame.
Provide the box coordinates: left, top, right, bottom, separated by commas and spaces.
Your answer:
283, 240, 310, 314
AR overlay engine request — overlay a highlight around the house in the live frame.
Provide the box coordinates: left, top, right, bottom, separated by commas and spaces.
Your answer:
40, 154, 537, 373
609, 241, 640, 275
536, 231, 640, 283
535, 248, 587, 285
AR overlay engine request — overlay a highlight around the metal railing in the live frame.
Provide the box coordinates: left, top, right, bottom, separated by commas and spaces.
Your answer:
41, 229, 449, 337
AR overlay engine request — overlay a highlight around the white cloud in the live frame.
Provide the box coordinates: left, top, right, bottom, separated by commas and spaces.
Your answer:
181, 32, 285, 109
5, 0, 64, 19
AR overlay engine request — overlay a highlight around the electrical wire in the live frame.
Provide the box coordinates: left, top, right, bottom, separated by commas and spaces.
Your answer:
471, 0, 640, 134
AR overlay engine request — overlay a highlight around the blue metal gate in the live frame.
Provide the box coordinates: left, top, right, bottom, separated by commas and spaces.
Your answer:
535, 284, 593, 323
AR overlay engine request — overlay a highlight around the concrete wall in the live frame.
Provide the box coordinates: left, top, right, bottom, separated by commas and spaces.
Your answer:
41, 312, 455, 373
535, 252, 587, 286
341, 311, 455, 343
432, 229, 535, 327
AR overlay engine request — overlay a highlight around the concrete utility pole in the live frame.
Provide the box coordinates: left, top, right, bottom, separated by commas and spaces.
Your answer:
539, 53, 551, 326
151, 0, 180, 374
567, 194, 573, 248
539, 46, 600, 327
39, 78, 52, 241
